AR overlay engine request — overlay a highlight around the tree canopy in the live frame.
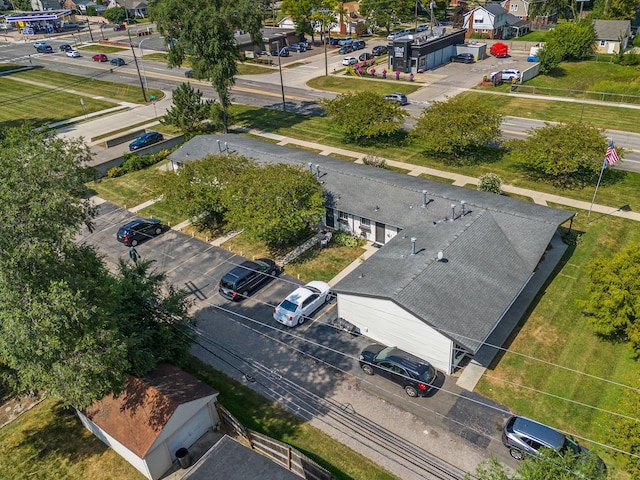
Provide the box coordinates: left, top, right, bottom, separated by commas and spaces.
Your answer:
161, 82, 213, 138
102, 7, 128, 24
411, 95, 502, 158
506, 122, 614, 187
359, 0, 414, 33
322, 91, 407, 144
0, 126, 194, 408
545, 21, 596, 61
580, 241, 640, 354
150, 0, 263, 133
468, 453, 608, 479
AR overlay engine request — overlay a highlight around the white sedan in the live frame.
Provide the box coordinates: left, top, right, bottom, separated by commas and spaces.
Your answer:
342, 56, 357, 66
273, 280, 331, 327
66, 49, 81, 58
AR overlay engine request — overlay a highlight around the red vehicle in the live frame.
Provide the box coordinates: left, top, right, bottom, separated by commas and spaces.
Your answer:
113, 24, 126, 31
92, 54, 108, 62
490, 42, 509, 58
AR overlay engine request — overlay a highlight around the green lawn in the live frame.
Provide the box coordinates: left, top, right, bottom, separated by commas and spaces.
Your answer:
307, 75, 421, 95
12, 68, 164, 104
0, 78, 116, 129
77, 45, 128, 54
476, 212, 640, 479
0, 399, 144, 480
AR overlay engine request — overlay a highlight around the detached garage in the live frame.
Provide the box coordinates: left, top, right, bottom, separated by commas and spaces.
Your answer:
77, 364, 219, 480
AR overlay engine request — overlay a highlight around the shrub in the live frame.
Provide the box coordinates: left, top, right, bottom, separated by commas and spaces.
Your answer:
478, 173, 503, 194
362, 155, 388, 168
121, 150, 169, 173
331, 230, 365, 248
107, 166, 124, 178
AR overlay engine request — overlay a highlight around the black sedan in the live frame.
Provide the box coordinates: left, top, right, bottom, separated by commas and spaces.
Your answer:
116, 218, 163, 246
372, 45, 388, 56
110, 57, 126, 66
359, 344, 438, 397
450, 53, 475, 63
128, 132, 164, 151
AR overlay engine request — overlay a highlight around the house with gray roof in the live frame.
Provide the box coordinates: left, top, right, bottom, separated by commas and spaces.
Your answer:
593, 19, 631, 54
463, 3, 509, 39
169, 134, 574, 374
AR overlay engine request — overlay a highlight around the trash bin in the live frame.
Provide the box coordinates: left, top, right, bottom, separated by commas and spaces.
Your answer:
176, 448, 190, 469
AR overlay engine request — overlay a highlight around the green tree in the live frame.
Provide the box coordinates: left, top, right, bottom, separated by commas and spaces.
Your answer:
102, 6, 128, 24
544, 21, 595, 61
412, 95, 502, 158
161, 82, 212, 138
322, 91, 407, 144
537, 43, 563, 74
154, 153, 252, 230
506, 122, 612, 187
359, 0, 414, 33
469, 453, 607, 479
150, 0, 263, 133
608, 388, 640, 477
580, 242, 640, 354
223, 163, 326, 248
478, 173, 503, 194
280, 0, 323, 43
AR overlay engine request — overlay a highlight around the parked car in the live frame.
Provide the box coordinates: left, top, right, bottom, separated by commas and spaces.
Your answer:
359, 344, 438, 397
387, 29, 411, 41
384, 93, 408, 105
359, 52, 373, 61
342, 56, 357, 66
289, 43, 306, 53
92, 53, 108, 62
58, 43, 72, 52
66, 49, 81, 58
113, 24, 126, 31
501, 415, 607, 476
450, 53, 474, 63
337, 36, 353, 46
298, 39, 311, 49
328, 37, 340, 46
338, 45, 354, 54
184, 69, 194, 78
36, 45, 53, 53
491, 69, 521, 82
415, 23, 429, 33
352, 40, 366, 50
273, 280, 331, 327
116, 218, 163, 246
270, 47, 289, 57
110, 57, 126, 66
372, 45, 388, 56
128, 131, 164, 151
219, 259, 278, 301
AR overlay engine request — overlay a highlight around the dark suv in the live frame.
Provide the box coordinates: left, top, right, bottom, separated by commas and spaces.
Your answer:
36, 45, 54, 53
116, 218, 163, 246
219, 259, 277, 301
359, 344, 438, 397
502, 416, 607, 476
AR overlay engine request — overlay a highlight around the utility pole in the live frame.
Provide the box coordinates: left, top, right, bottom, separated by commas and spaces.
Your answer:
128, 29, 148, 102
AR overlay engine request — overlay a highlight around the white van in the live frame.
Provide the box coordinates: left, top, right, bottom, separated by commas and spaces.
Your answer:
387, 29, 412, 41
338, 37, 353, 46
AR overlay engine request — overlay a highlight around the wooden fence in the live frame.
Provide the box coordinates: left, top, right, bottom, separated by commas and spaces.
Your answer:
217, 404, 336, 480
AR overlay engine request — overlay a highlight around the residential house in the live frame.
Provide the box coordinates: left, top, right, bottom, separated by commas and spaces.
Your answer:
77, 364, 220, 480
593, 19, 631, 54
31, 0, 63, 11
105, 0, 148, 18
168, 135, 573, 375
463, 3, 509, 39
501, 0, 556, 24
505, 12, 530, 37
277, 15, 295, 30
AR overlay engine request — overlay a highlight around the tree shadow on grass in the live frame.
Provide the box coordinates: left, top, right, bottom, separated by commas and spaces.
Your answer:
425, 145, 507, 167
234, 104, 310, 132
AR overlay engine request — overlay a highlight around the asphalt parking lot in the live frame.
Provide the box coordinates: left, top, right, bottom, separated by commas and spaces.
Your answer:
80, 201, 519, 477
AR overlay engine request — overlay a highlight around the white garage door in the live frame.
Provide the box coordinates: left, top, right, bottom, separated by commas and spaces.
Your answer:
167, 405, 211, 458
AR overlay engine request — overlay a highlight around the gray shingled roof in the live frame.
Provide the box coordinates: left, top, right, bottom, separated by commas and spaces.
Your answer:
170, 134, 573, 353
593, 19, 631, 40
484, 3, 508, 15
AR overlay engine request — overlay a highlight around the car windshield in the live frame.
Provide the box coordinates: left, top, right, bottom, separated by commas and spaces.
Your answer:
280, 299, 298, 312
220, 279, 234, 290
374, 346, 395, 361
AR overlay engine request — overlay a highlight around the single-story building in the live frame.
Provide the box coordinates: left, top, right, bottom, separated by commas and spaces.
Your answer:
389, 28, 467, 73
593, 19, 631, 54
77, 364, 220, 480
168, 135, 574, 375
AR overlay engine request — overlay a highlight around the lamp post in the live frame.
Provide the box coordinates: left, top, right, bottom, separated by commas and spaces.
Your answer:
277, 40, 286, 112
138, 36, 151, 92
127, 29, 148, 102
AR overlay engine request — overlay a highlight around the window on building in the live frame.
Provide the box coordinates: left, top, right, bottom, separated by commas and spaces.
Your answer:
360, 217, 371, 226
339, 211, 348, 219
600, 40, 606, 46
510, 4, 518, 10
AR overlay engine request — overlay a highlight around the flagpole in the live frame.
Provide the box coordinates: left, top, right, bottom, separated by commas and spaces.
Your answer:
587, 159, 607, 222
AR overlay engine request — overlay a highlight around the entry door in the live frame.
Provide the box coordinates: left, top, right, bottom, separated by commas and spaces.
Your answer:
326, 208, 335, 228
375, 222, 385, 244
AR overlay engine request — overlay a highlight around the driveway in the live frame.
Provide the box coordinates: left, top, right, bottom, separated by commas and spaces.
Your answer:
81, 201, 520, 479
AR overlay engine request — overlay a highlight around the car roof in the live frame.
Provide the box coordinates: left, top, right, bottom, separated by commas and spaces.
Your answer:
511, 416, 565, 448
121, 218, 157, 229
224, 260, 261, 279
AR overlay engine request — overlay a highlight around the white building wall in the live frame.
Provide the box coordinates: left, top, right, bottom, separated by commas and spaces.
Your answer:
150, 395, 218, 449
76, 412, 154, 480
145, 445, 173, 480
337, 294, 454, 373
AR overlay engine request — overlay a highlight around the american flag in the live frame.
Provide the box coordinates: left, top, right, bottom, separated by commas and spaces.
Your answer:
605, 141, 619, 167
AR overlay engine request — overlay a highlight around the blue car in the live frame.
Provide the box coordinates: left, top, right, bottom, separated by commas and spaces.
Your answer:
128, 131, 164, 151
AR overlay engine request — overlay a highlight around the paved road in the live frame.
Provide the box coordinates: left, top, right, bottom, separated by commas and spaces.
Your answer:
79, 200, 518, 479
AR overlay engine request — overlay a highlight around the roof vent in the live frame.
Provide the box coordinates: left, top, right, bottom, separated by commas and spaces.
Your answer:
410, 237, 417, 255
421, 190, 428, 208
450, 204, 456, 222
308, 162, 313, 173
316, 164, 321, 177
460, 200, 466, 217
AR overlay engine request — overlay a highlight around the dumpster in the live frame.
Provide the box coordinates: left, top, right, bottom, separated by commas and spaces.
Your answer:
176, 448, 191, 469
490, 42, 509, 57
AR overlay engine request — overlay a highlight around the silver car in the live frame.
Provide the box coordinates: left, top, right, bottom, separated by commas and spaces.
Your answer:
273, 281, 331, 327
